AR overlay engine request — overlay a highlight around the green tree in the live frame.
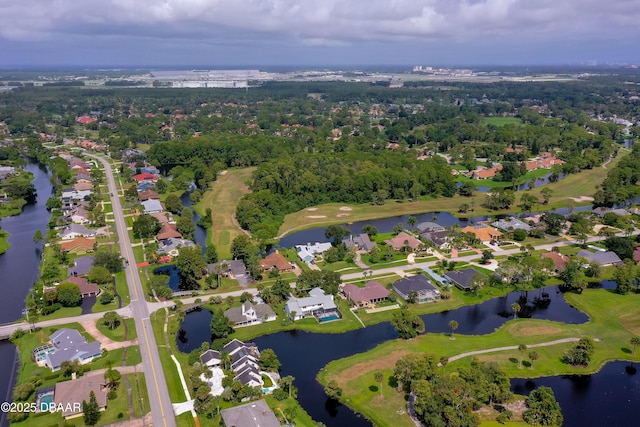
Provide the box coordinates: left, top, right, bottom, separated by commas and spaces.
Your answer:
258, 348, 281, 372
56, 283, 81, 306
559, 260, 587, 292
174, 245, 206, 290
32, 229, 43, 245
407, 216, 417, 229
630, 337, 640, 356
132, 214, 161, 239
231, 234, 254, 260
210, 309, 233, 339
104, 368, 121, 390
391, 307, 425, 339
176, 214, 196, 239
540, 187, 553, 205
374, 371, 383, 395
361, 224, 378, 237
88, 266, 112, 285
529, 351, 539, 369
511, 302, 521, 319
614, 260, 637, 294
93, 250, 122, 273
164, 194, 183, 214
518, 344, 527, 369
205, 244, 218, 264
83, 390, 101, 426
324, 380, 342, 400
523, 386, 563, 427
102, 311, 121, 330
519, 192, 539, 213
458, 181, 477, 197
324, 225, 350, 245
448, 320, 458, 339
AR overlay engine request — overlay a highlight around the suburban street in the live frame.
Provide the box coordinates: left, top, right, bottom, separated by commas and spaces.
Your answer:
87, 154, 177, 427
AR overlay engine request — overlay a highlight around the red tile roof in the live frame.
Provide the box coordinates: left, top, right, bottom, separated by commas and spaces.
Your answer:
259, 252, 291, 272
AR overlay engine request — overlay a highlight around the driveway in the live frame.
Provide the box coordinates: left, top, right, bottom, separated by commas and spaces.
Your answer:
79, 319, 139, 351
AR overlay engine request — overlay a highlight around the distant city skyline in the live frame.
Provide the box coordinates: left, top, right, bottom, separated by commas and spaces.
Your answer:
0, 0, 637, 67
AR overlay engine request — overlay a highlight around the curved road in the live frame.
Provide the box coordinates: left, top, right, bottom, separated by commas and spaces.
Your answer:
87, 154, 177, 427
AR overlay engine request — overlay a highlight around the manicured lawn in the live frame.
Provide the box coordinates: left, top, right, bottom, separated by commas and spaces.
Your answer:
320, 288, 640, 426
129, 373, 150, 417
96, 317, 137, 341
195, 167, 255, 259
125, 345, 142, 365
483, 117, 523, 127
314, 260, 361, 272
132, 245, 144, 262
150, 310, 187, 402
92, 289, 120, 313
264, 394, 317, 426
115, 271, 131, 305
456, 167, 552, 189
38, 305, 82, 321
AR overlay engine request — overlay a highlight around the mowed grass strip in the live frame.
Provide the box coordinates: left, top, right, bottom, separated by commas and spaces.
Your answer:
196, 167, 255, 259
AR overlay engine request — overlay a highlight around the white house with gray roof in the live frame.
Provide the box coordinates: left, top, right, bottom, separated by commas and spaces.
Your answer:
577, 249, 623, 266
285, 288, 337, 320
45, 328, 102, 371
224, 301, 277, 327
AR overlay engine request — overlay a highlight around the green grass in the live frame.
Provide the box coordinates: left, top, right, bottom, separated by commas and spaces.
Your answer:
195, 167, 255, 259
455, 167, 552, 189
126, 345, 142, 365
115, 271, 131, 305
96, 317, 137, 341
150, 310, 187, 402
129, 373, 150, 417
314, 260, 361, 272
483, 117, 523, 127
0, 230, 9, 254
38, 305, 82, 321
132, 245, 144, 262
320, 288, 640, 426
264, 394, 317, 426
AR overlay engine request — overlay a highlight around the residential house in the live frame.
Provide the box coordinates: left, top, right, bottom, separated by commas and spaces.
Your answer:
285, 288, 339, 321
136, 181, 156, 192
142, 199, 163, 214
295, 242, 333, 264
341, 281, 390, 308
61, 189, 92, 208
150, 211, 173, 224
157, 238, 195, 257
421, 230, 456, 250
577, 249, 623, 266
460, 225, 502, 242
68, 256, 94, 277
73, 174, 92, 184
342, 233, 377, 252
542, 251, 570, 272
75, 116, 96, 125
207, 260, 249, 280
137, 189, 160, 202
592, 207, 630, 217
60, 237, 96, 253
133, 173, 158, 183
491, 217, 532, 232
224, 301, 277, 327
45, 328, 102, 371
60, 224, 96, 240
472, 167, 499, 180
60, 276, 100, 298
54, 371, 108, 419
416, 222, 445, 234
199, 350, 221, 368
72, 181, 93, 192
156, 223, 182, 241
65, 206, 90, 224
392, 274, 440, 303
385, 231, 422, 251
224, 340, 264, 388
221, 400, 280, 427
259, 251, 293, 273
0, 166, 16, 181
68, 158, 91, 170
444, 268, 485, 291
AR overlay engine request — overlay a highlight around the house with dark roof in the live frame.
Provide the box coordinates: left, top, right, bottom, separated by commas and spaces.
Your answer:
68, 256, 94, 277
221, 400, 280, 427
157, 238, 195, 257
199, 349, 221, 368
224, 301, 277, 327
45, 328, 102, 371
385, 231, 422, 251
416, 222, 445, 234
444, 268, 485, 291
341, 281, 390, 308
259, 251, 292, 273
392, 274, 440, 303
207, 260, 251, 287
342, 233, 377, 252
137, 189, 160, 202
421, 230, 456, 249
577, 249, 623, 266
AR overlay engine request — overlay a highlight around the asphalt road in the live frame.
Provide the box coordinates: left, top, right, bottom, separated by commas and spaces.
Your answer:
87, 154, 177, 427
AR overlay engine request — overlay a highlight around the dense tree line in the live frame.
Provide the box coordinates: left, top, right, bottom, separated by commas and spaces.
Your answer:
236, 152, 455, 238
593, 144, 640, 207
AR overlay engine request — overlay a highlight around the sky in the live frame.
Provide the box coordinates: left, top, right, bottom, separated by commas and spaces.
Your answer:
0, 0, 638, 68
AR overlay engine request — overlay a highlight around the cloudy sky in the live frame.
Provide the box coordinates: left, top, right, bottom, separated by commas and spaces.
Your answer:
0, 0, 638, 67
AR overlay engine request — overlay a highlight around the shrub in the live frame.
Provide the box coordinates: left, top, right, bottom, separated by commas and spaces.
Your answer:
99, 292, 114, 305
107, 390, 117, 401
512, 229, 527, 241
41, 303, 62, 315
11, 329, 25, 340
272, 388, 288, 401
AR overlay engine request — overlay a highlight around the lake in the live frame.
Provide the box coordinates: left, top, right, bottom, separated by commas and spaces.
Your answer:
177, 285, 588, 426
0, 162, 51, 427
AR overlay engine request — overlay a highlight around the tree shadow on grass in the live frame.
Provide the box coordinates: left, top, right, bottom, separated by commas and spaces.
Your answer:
621, 347, 632, 354
508, 357, 519, 365
369, 385, 379, 393
388, 376, 398, 389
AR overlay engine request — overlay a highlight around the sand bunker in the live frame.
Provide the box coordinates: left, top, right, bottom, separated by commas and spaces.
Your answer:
219, 170, 228, 175
306, 207, 318, 211
570, 196, 594, 202
306, 215, 327, 219
339, 206, 353, 211
336, 213, 350, 218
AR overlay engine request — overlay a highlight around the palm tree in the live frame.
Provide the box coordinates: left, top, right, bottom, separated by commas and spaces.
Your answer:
374, 371, 383, 395
511, 302, 521, 319
407, 216, 417, 230
448, 320, 458, 339
518, 344, 527, 369
630, 337, 640, 356
528, 350, 539, 369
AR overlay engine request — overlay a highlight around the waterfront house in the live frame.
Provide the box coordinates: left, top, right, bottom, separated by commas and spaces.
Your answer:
45, 328, 102, 371
444, 268, 485, 291
392, 275, 440, 303
341, 281, 390, 308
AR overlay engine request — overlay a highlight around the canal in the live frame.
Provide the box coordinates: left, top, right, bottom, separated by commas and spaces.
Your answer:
0, 162, 51, 427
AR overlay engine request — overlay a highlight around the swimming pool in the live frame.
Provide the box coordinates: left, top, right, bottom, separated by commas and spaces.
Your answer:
36, 390, 55, 411
318, 314, 340, 323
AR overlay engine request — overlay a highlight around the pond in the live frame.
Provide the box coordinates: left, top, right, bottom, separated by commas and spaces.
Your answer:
178, 285, 588, 426
511, 360, 640, 427
180, 189, 207, 255
153, 265, 181, 291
